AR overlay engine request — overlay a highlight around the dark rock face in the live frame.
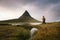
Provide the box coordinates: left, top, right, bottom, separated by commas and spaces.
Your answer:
18, 10, 40, 22
20, 10, 31, 17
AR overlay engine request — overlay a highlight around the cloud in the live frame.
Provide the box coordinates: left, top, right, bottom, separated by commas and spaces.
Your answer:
0, 0, 36, 8
0, 0, 60, 10
47, 0, 60, 4
0, 0, 60, 22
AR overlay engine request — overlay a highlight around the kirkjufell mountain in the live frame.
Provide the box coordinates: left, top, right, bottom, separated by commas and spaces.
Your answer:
0, 10, 40, 25
18, 10, 40, 22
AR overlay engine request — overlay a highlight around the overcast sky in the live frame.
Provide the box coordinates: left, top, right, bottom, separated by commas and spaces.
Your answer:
0, 0, 60, 22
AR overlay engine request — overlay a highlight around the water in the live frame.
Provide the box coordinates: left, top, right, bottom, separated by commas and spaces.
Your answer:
30, 28, 38, 37
29, 23, 41, 25
9, 23, 41, 25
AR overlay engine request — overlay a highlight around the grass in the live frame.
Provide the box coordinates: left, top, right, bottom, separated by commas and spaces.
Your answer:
0, 22, 60, 40
29, 22, 60, 40
0, 25, 30, 40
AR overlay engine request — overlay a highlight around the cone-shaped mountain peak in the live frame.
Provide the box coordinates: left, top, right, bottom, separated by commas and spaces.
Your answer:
19, 10, 32, 19
21, 10, 31, 17
18, 10, 40, 22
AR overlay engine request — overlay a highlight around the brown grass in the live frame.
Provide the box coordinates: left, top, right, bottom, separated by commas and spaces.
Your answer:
0, 22, 60, 40
29, 22, 60, 40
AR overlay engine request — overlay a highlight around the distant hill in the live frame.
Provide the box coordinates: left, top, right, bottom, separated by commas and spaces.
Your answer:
0, 10, 40, 24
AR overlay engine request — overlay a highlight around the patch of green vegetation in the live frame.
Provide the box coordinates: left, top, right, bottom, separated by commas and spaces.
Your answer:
18, 29, 30, 40
0, 25, 30, 40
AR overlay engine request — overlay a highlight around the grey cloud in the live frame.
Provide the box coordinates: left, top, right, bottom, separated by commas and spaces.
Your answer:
47, 0, 60, 4
0, 0, 60, 7
0, 0, 36, 7
0, 0, 18, 9
34, 0, 60, 7
0, 0, 60, 9
0, 0, 60, 21
52, 4, 60, 17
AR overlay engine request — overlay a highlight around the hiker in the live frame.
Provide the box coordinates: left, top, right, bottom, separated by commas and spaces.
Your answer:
42, 16, 46, 24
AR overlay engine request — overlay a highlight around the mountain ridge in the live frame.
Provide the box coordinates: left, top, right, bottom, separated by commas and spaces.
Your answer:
0, 10, 40, 23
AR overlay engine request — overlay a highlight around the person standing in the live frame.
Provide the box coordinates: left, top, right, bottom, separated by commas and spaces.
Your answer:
42, 16, 46, 24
